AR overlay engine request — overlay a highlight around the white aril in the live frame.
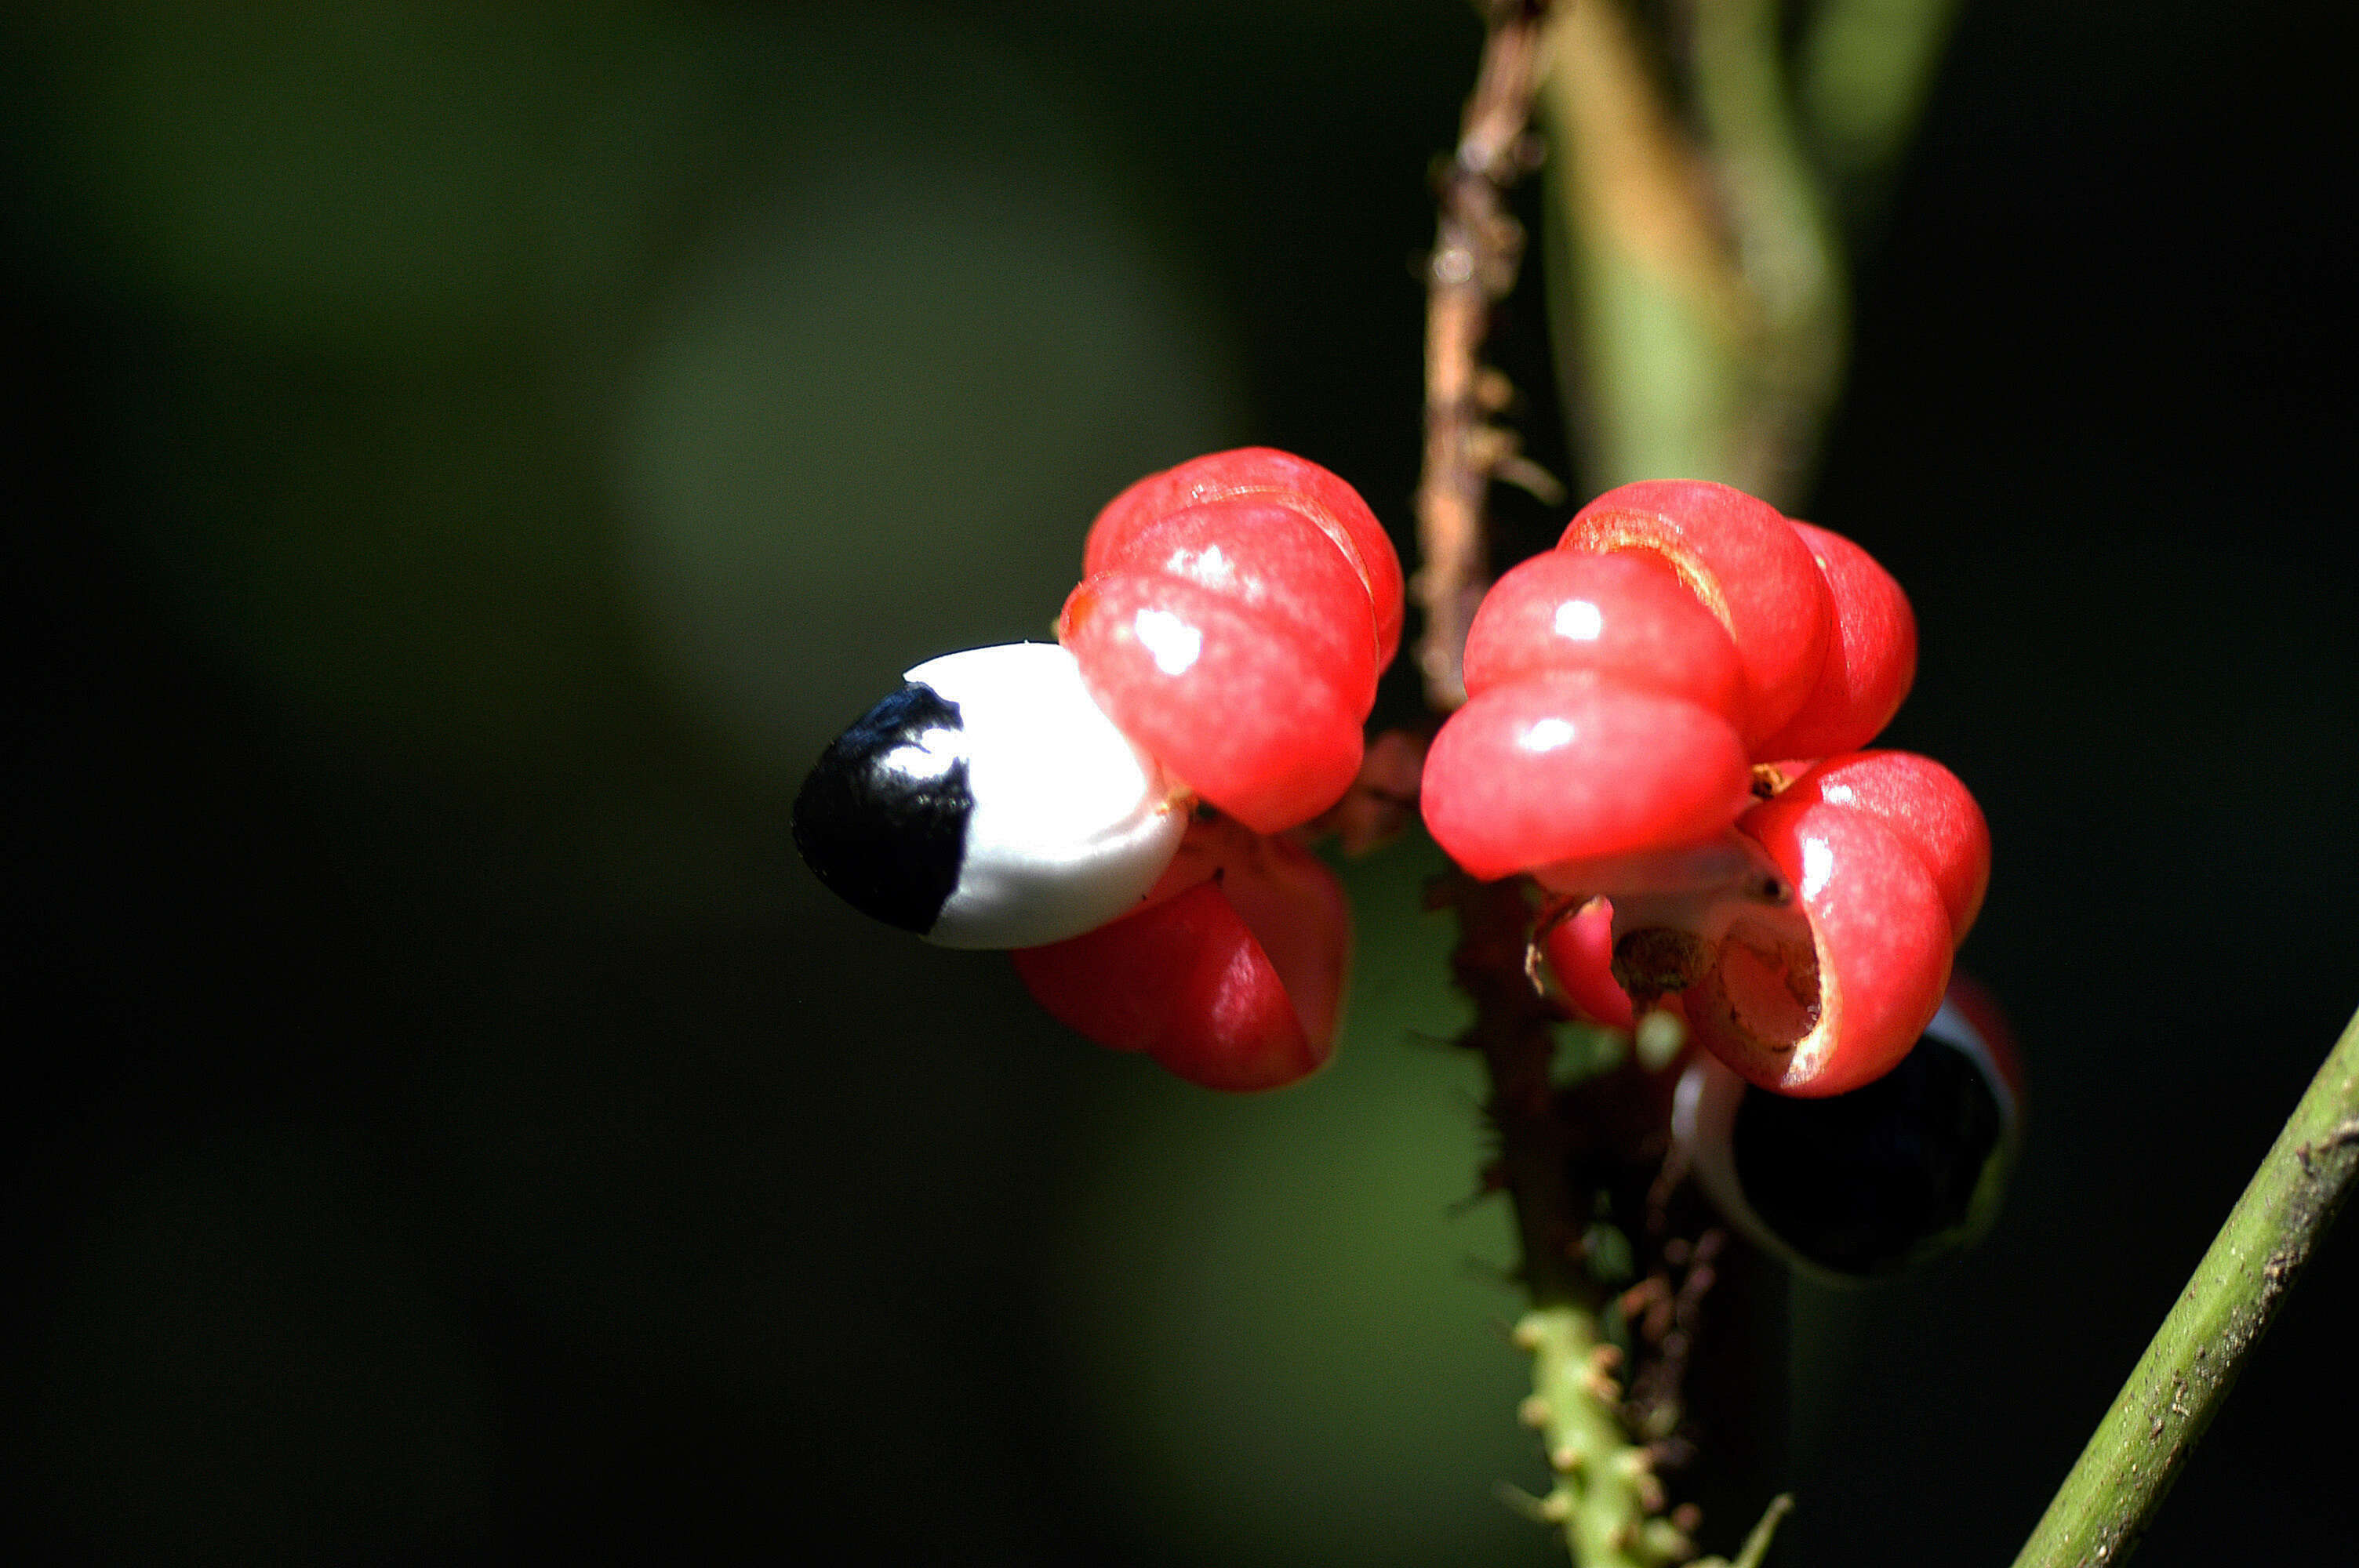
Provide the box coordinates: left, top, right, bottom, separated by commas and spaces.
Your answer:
794, 642, 1189, 948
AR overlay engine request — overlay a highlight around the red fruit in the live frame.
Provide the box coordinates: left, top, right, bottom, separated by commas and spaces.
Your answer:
1751, 521, 1917, 760
1461, 550, 1745, 721
1088, 448, 1405, 667
1541, 897, 1637, 1029
1060, 572, 1363, 834
1009, 831, 1348, 1092
1420, 672, 1754, 883
1559, 481, 1833, 746
1082, 496, 1379, 713
1678, 796, 1954, 1098
1778, 751, 1990, 942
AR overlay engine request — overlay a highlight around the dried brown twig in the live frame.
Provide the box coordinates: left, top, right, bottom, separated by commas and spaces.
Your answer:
1414, 0, 1555, 712
1416, 13, 1780, 1563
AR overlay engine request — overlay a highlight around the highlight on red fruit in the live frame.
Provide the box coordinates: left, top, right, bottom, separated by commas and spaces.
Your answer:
1460, 550, 1745, 721
1009, 816, 1349, 1092
1420, 671, 1753, 883
1087, 448, 1405, 668
1081, 496, 1380, 713
1688, 795, 1955, 1097
1059, 572, 1365, 835
1063, 450, 1402, 835
1558, 480, 1833, 746
1776, 750, 1990, 942
1751, 521, 1917, 760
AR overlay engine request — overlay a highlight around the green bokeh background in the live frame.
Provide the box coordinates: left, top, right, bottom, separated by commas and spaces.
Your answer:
3, 2, 2350, 1563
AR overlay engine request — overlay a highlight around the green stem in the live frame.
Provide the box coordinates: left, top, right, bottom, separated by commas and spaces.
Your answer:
1797, 0, 1966, 213
1518, 1305, 1692, 1567
2011, 1004, 2359, 1568
1688, 0, 1848, 506
1535, 0, 1851, 508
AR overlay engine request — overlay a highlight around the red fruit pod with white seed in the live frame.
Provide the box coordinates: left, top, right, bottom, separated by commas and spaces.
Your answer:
1558, 480, 1834, 747
1010, 821, 1350, 1092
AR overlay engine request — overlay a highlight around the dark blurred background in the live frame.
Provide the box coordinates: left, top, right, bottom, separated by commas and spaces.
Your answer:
2, 2, 2351, 1563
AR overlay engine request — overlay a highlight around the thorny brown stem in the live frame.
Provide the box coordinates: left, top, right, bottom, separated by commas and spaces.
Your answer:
1417, 10, 1776, 1563
1414, 0, 1554, 712
1434, 866, 1764, 1565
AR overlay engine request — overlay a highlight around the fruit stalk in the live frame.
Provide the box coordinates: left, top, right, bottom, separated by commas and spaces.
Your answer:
1419, 12, 1751, 1563
1441, 877, 1639, 1559
2011, 1004, 2359, 1568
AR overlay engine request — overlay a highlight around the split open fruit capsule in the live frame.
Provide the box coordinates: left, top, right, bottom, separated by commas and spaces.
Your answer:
792, 642, 1189, 948
1009, 815, 1350, 1092
1674, 978, 2021, 1281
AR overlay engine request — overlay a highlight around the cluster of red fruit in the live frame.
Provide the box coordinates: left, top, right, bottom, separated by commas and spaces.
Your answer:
1017, 449, 1402, 1091
1427, 479, 1988, 1098
796, 448, 1988, 1105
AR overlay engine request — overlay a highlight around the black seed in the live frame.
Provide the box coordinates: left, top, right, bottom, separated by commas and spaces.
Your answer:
792, 682, 972, 935
1730, 1032, 2005, 1277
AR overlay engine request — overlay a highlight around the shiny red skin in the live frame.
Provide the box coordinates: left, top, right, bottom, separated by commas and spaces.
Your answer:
1751, 521, 1917, 760
1009, 831, 1347, 1092
1087, 448, 1405, 668
1060, 572, 1363, 834
1778, 751, 1990, 942
1461, 550, 1746, 722
1082, 496, 1379, 713
1420, 672, 1754, 883
1695, 796, 1954, 1098
1542, 897, 1636, 1029
1559, 481, 1834, 746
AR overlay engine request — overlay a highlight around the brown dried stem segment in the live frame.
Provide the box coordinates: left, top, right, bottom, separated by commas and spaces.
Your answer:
2011, 1002, 2359, 1568
1415, 0, 1554, 712
1441, 872, 1725, 1565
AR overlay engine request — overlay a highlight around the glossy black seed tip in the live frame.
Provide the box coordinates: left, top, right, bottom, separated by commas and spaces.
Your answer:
1731, 1033, 2005, 1278
793, 682, 972, 935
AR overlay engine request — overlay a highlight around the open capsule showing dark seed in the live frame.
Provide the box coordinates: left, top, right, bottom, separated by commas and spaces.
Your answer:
1674, 978, 2021, 1282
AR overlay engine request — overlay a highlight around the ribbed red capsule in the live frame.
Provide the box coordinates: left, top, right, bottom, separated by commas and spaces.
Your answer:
1063, 455, 1401, 835
1087, 447, 1405, 668
1419, 671, 1754, 884
1775, 750, 1990, 942
1634, 796, 1953, 1098
1010, 819, 1348, 1092
1751, 521, 1917, 761
1461, 550, 1747, 721
1559, 480, 1834, 747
